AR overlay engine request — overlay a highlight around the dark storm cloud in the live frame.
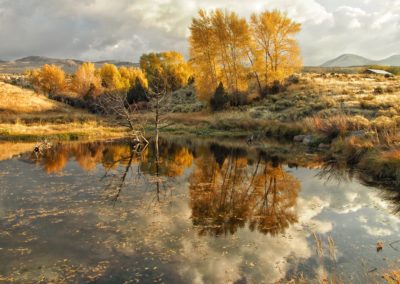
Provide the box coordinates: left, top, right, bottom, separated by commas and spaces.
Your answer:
0, 0, 399, 65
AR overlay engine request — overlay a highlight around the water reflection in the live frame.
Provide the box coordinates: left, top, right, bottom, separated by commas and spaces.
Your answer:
189, 146, 300, 236
1, 138, 400, 282
317, 153, 400, 214
28, 140, 301, 236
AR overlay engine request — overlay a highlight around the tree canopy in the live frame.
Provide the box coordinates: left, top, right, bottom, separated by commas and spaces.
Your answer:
190, 9, 302, 99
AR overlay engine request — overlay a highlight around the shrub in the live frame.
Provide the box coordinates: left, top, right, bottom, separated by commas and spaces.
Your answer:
372, 116, 396, 130
347, 115, 370, 130
360, 99, 379, 109
270, 80, 284, 94
210, 82, 228, 111
374, 86, 384, 94
306, 114, 353, 140
127, 77, 149, 104
386, 87, 394, 93
229, 91, 248, 107
286, 75, 300, 85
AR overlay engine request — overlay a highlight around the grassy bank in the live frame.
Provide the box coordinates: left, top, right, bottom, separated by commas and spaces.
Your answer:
0, 82, 129, 141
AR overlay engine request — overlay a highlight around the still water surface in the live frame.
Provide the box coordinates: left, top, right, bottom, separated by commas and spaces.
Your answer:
0, 137, 399, 283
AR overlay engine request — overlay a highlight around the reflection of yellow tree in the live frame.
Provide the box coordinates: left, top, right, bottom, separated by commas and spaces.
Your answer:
40, 146, 69, 174
189, 148, 300, 236
140, 141, 193, 178
71, 143, 104, 171
189, 150, 253, 236
101, 144, 135, 169
250, 164, 299, 236
35, 143, 140, 174
166, 148, 193, 177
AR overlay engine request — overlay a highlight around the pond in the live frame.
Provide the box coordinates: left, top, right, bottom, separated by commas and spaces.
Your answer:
0, 137, 399, 283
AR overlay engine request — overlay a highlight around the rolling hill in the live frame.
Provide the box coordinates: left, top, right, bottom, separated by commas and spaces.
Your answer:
0, 56, 139, 74
321, 53, 400, 67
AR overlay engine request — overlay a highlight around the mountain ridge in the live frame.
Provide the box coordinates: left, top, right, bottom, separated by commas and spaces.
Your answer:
0, 56, 139, 74
321, 54, 400, 67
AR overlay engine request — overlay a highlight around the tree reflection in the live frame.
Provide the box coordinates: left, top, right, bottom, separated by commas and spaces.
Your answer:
30, 139, 302, 235
189, 145, 301, 236
250, 162, 299, 236
101, 143, 145, 205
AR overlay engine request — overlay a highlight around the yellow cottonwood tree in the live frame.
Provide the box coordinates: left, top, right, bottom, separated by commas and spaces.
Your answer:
99, 63, 129, 92
119, 66, 148, 89
190, 9, 251, 99
189, 9, 219, 100
28, 64, 66, 95
250, 10, 302, 85
140, 51, 191, 92
211, 9, 251, 93
189, 9, 302, 99
72, 62, 102, 98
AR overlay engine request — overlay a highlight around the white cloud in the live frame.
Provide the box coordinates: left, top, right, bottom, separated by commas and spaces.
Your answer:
0, 0, 398, 65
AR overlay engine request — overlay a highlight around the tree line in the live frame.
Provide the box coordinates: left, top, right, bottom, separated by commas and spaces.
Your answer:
28, 51, 192, 104
27, 9, 302, 111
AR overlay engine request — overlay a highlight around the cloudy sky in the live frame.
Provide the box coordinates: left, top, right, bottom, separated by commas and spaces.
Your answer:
0, 0, 399, 65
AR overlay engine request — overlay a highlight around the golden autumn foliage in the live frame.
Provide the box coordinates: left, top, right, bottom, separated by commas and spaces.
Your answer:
99, 63, 130, 92
119, 66, 148, 89
190, 9, 302, 99
72, 62, 103, 98
28, 64, 66, 95
250, 10, 302, 85
140, 51, 191, 92
188, 145, 300, 236
190, 9, 251, 99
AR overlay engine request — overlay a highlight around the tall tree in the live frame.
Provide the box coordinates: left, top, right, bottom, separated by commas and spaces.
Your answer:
189, 9, 219, 100
189, 9, 302, 99
211, 9, 250, 93
250, 10, 302, 85
190, 9, 251, 99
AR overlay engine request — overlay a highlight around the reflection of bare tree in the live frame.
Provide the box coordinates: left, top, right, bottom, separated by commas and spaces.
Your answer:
189, 146, 301, 236
102, 143, 142, 204
101, 135, 193, 206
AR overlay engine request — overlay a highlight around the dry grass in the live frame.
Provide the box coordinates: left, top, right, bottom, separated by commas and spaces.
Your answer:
0, 142, 35, 160
381, 149, 400, 160
0, 81, 66, 113
0, 82, 129, 140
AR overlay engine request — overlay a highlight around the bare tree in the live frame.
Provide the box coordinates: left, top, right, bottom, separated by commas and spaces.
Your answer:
96, 90, 148, 145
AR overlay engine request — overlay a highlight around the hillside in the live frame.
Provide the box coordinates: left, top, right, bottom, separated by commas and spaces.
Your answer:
0, 81, 127, 140
379, 55, 400, 66
0, 56, 139, 74
321, 53, 400, 67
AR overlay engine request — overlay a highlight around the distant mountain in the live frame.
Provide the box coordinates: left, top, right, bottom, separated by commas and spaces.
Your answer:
321, 54, 373, 67
321, 53, 400, 67
94, 60, 137, 67
0, 56, 138, 74
379, 55, 400, 66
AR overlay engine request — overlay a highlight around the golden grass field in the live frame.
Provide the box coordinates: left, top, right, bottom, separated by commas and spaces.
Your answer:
0, 81, 128, 140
